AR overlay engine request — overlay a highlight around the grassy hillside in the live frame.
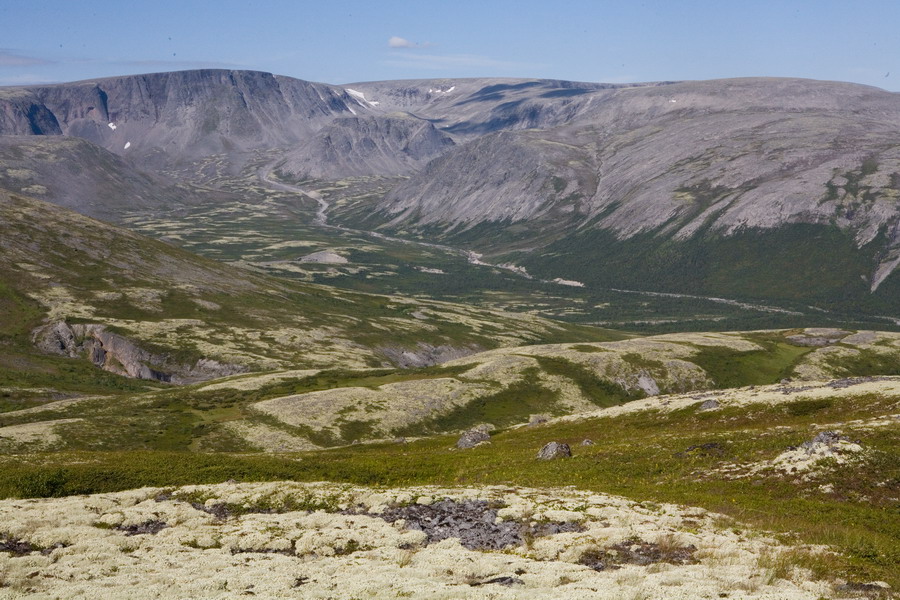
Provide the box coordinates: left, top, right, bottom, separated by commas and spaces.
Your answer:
3, 328, 899, 454
2, 374, 897, 592
0, 189, 618, 398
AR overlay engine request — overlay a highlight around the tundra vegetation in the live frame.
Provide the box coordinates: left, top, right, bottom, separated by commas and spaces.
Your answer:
1, 71, 900, 598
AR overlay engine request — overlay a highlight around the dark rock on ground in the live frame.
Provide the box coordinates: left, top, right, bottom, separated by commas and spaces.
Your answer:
537, 441, 571, 460
528, 414, 549, 426
117, 520, 168, 536
456, 429, 490, 449
799, 430, 854, 454
608, 537, 698, 566
191, 502, 232, 520
375, 499, 582, 551
0, 537, 35, 556
675, 442, 726, 458
470, 576, 525, 587
699, 399, 720, 411
834, 581, 892, 597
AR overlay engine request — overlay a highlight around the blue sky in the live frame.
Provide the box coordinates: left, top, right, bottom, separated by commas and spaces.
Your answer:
1, 0, 898, 91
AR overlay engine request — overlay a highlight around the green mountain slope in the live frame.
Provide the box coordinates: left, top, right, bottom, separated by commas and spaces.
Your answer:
0, 189, 617, 397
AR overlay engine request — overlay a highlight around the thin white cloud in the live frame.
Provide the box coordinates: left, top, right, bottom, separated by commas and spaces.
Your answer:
0, 50, 52, 67
387, 36, 434, 49
388, 36, 415, 48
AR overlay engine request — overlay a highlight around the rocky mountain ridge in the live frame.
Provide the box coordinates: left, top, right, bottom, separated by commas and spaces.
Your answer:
4, 70, 900, 309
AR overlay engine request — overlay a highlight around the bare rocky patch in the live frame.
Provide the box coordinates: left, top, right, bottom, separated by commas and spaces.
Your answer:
372, 498, 584, 550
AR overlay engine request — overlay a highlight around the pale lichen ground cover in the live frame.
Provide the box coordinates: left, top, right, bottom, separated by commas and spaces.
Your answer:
246, 330, 900, 447
554, 376, 900, 422
0, 418, 82, 448
197, 369, 321, 392
254, 377, 497, 438
0, 481, 850, 599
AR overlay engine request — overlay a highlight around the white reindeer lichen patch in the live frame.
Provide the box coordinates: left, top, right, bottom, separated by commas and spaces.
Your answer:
254, 377, 495, 437
224, 421, 321, 452
197, 369, 321, 392
0, 481, 840, 599
0, 418, 82, 446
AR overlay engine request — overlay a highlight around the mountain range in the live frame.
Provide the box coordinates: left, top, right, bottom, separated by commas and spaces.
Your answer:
2, 69, 899, 316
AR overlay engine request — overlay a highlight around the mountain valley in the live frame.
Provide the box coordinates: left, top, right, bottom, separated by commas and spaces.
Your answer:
0, 69, 899, 598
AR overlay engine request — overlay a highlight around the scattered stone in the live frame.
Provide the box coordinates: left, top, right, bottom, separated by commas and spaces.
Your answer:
581, 439, 595, 446
471, 576, 525, 587
191, 502, 231, 520
528, 414, 550, 426
117, 520, 168, 536
786, 336, 833, 347
675, 442, 726, 458
578, 549, 620, 572
380, 343, 478, 368
375, 499, 582, 551
456, 429, 490, 449
835, 581, 892, 596
536, 441, 571, 460
827, 376, 892, 389
0, 537, 35, 555
30, 320, 244, 384
801, 430, 850, 452
230, 546, 294, 556
769, 430, 863, 474
607, 537, 698, 566
699, 399, 720, 411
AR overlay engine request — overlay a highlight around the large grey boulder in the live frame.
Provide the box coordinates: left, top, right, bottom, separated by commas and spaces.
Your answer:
457, 429, 490, 449
537, 442, 572, 460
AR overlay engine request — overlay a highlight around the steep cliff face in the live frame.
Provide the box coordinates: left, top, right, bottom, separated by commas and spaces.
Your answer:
0, 70, 365, 166
0, 89, 62, 135
279, 113, 455, 178
32, 321, 244, 383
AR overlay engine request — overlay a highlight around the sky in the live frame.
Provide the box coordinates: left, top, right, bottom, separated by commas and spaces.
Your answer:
1, 0, 898, 91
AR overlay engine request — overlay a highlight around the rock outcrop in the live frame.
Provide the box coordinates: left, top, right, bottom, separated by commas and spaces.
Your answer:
0, 70, 363, 167
536, 441, 572, 460
32, 321, 244, 384
456, 429, 490, 449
